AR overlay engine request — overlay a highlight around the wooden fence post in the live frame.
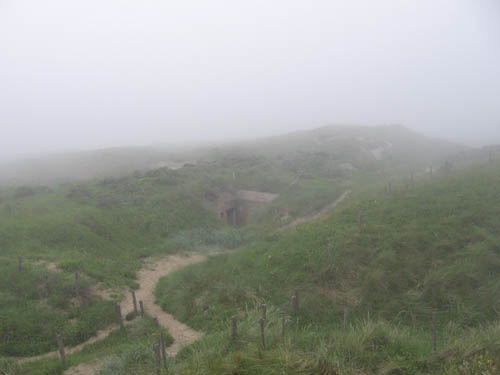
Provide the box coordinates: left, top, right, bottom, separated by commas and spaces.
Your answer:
231, 316, 238, 341
259, 318, 266, 349
115, 303, 124, 329
132, 290, 138, 315
160, 331, 167, 369
139, 300, 145, 318
432, 312, 437, 353
261, 304, 267, 321
152, 333, 160, 375
56, 335, 66, 365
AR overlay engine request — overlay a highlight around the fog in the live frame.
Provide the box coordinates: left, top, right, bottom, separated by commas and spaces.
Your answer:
1, 0, 499, 159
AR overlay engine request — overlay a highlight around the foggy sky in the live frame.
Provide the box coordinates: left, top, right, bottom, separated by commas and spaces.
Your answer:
1, 0, 499, 159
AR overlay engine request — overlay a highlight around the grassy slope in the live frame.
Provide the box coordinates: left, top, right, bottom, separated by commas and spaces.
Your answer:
0, 168, 218, 357
155, 162, 500, 374
0, 154, 349, 358
0, 260, 115, 357
0, 126, 471, 365
0, 170, 218, 286
173, 310, 499, 375
1, 316, 173, 375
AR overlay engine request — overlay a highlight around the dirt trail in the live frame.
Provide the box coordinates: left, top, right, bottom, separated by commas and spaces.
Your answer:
279, 189, 352, 231
18, 253, 208, 373
125, 253, 207, 355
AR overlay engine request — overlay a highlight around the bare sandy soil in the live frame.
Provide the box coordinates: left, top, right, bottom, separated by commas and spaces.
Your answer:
125, 253, 207, 356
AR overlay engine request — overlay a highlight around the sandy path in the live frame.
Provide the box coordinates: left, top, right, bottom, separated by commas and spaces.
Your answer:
124, 253, 207, 355
279, 189, 352, 231
17, 252, 208, 373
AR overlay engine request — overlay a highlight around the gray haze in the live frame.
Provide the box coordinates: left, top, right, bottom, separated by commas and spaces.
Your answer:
1, 0, 499, 159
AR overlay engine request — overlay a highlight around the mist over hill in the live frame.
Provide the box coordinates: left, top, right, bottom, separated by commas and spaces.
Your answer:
0, 125, 468, 187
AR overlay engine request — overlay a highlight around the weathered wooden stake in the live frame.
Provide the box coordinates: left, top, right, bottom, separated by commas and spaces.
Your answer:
259, 318, 266, 349
160, 331, 167, 369
115, 303, 124, 329
132, 290, 138, 315
432, 312, 437, 353
280, 312, 286, 339
56, 335, 66, 365
152, 333, 160, 375
155, 345, 161, 375
261, 304, 267, 321
17, 256, 22, 272
139, 300, 145, 318
231, 315, 238, 341
291, 295, 298, 315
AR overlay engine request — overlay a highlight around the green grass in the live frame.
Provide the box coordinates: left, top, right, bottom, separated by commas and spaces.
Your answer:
0, 173, 218, 286
0, 259, 115, 357
0, 150, 360, 361
11, 316, 173, 375
152, 162, 500, 373
173, 307, 499, 375
157, 163, 500, 331
0, 130, 474, 372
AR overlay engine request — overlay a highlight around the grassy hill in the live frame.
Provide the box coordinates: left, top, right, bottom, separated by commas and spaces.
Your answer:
0, 125, 466, 187
153, 161, 500, 374
0, 125, 485, 373
0, 168, 220, 358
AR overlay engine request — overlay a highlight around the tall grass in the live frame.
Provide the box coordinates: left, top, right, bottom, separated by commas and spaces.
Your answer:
175, 306, 500, 374
0, 260, 115, 357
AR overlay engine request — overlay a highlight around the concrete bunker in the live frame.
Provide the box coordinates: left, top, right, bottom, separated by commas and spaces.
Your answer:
210, 190, 278, 226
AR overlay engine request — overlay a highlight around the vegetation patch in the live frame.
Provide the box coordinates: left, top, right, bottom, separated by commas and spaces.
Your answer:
0, 260, 115, 357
